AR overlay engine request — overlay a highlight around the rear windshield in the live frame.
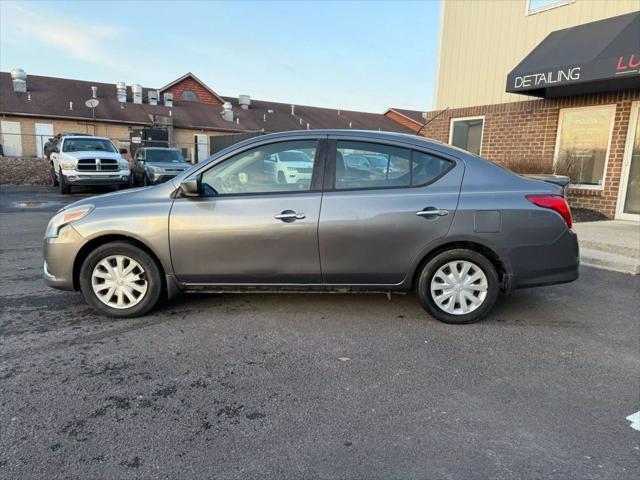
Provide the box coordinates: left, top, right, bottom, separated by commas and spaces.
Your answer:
146, 150, 186, 163
63, 138, 117, 153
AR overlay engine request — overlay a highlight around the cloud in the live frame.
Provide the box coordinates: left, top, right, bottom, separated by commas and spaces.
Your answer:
1, 2, 123, 69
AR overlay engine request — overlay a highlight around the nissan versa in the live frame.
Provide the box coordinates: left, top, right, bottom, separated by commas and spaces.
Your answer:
43, 130, 579, 324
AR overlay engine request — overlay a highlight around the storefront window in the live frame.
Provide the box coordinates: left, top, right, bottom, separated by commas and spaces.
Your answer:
450, 117, 484, 156
553, 106, 615, 188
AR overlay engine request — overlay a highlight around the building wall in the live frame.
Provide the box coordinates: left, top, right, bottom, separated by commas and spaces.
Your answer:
435, 0, 639, 109
421, 89, 640, 218
161, 77, 223, 106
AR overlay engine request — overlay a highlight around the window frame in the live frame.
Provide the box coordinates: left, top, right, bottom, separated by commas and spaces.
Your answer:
552, 104, 616, 191
449, 115, 485, 156
525, 0, 575, 16
196, 138, 327, 198
325, 138, 456, 193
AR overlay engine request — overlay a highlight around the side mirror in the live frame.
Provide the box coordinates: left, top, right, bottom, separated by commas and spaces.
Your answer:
180, 177, 200, 197
119, 148, 128, 154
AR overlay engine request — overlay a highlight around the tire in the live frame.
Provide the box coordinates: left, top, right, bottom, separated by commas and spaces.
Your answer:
51, 164, 59, 187
277, 171, 287, 184
143, 174, 150, 186
79, 241, 163, 318
59, 171, 71, 194
416, 248, 499, 324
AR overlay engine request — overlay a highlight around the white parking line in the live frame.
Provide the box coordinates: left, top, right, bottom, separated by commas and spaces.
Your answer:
626, 411, 640, 431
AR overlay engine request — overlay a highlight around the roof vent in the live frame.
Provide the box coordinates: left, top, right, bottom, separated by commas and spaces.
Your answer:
148, 90, 159, 106
291, 104, 295, 115
163, 92, 173, 107
91, 86, 98, 98
238, 95, 251, 110
421, 112, 428, 120
10, 68, 27, 93
116, 82, 127, 103
221, 101, 234, 122
132, 84, 143, 104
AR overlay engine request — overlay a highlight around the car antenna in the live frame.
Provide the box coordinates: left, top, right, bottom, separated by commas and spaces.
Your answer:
414, 107, 449, 137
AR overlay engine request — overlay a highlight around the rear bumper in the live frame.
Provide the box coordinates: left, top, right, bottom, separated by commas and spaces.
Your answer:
506, 229, 579, 291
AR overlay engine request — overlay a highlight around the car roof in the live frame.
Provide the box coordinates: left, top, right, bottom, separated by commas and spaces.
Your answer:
63, 135, 111, 141
140, 147, 180, 151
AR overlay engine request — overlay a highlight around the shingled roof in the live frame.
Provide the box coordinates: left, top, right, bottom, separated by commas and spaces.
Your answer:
0, 72, 413, 134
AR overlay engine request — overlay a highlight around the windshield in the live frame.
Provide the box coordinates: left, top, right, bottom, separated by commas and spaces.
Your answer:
279, 150, 312, 162
62, 138, 117, 153
145, 149, 186, 163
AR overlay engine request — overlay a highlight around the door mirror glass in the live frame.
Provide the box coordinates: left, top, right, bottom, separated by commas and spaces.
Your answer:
180, 177, 200, 197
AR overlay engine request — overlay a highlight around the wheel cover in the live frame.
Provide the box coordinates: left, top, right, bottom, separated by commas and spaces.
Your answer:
430, 260, 488, 315
91, 255, 148, 309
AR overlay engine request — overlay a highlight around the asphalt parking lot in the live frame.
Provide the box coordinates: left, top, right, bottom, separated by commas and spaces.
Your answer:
0, 185, 638, 480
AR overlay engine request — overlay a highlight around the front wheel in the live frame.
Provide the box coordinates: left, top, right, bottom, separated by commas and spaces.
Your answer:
79, 241, 163, 318
416, 249, 499, 324
59, 171, 71, 194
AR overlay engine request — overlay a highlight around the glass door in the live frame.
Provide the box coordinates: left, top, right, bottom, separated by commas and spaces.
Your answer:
617, 102, 640, 221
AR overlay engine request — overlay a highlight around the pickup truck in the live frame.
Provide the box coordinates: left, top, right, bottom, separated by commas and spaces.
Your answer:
49, 136, 131, 194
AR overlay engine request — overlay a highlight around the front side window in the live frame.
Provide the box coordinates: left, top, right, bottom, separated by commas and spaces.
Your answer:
450, 117, 484, 155
62, 138, 117, 153
180, 90, 198, 101
335, 141, 452, 190
200, 140, 318, 196
554, 106, 615, 188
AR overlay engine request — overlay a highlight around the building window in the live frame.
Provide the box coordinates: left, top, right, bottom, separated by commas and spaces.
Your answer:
449, 117, 484, 156
526, 0, 574, 16
553, 105, 615, 189
180, 90, 198, 102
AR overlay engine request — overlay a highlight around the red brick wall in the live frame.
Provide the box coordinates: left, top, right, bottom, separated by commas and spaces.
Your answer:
415, 90, 640, 218
384, 110, 422, 133
161, 77, 223, 106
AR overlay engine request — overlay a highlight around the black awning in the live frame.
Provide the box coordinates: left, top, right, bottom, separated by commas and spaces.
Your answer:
506, 11, 640, 97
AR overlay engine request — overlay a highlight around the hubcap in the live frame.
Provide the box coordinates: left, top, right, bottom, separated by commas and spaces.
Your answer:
430, 260, 488, 315
91, 255, 148, 309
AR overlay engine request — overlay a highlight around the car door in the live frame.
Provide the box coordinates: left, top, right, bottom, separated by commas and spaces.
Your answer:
169, 137, 326, 284
318, 138, 464, 285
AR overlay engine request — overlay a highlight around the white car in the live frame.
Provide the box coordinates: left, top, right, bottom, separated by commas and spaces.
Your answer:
265, 149, 314, 185
49, 136, 131, 194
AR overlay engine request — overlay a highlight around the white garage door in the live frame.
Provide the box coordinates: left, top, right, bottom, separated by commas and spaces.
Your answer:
35, 123, 54, 158
1, 121, 22, 157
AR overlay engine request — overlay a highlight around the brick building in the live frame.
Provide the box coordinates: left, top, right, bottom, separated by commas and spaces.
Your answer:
410, 1, 640, 220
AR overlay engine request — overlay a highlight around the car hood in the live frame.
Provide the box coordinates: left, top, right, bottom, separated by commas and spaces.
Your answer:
146, 162, 190, 169
63, 151, 121, 160
282, 162, 313, 169
62, 181, 175, 211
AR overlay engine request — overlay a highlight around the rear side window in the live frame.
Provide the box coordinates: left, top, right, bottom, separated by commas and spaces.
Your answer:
335, 141, 452, 190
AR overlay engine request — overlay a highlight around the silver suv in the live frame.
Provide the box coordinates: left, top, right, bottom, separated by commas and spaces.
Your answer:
49, 136, 131, 194
43, 130, 579, 324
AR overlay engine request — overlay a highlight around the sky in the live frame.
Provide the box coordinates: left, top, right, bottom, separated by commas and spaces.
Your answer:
0, 0, 441, 113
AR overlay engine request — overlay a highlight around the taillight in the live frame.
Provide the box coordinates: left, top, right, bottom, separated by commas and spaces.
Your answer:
526, 194, 573, 229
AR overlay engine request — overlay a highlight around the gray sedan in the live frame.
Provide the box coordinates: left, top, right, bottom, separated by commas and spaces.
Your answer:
43, 130, 579, 324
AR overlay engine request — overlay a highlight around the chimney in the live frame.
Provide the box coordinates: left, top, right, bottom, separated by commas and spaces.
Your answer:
132, 84, 143, 104
116, 82, 127, 103
10, 68, 27, 93
163, 92, 173, 107
221, 102, 234, 122
91, 86, 98, 98
239, 95, 251, 110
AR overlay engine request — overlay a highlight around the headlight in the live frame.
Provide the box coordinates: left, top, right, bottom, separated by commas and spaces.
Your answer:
286, 166, 298, 172
45, 205, 94, 238
61, 159, 75, 169
119, 160, 129, 169
148, 166, 162, 173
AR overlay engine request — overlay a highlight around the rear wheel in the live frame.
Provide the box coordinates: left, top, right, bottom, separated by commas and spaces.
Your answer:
59, 171, 71, 194
79, 241, 163, 318
416, 248, 499, 324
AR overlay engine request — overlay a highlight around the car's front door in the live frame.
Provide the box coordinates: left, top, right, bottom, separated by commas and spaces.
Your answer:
318, 138, 464, 285
169, 138, 326, 284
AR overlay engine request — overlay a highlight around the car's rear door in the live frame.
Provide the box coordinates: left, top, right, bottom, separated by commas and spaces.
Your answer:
318, 137, 464, 285
169, 137, 327, 284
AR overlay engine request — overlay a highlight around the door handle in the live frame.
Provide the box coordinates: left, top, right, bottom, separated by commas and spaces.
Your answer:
274, 211, 305, 221
416, 208, 449, 217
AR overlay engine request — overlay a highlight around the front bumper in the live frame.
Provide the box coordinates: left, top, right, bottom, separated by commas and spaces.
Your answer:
62, 169, 130, 186
43, 225, 85, 291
